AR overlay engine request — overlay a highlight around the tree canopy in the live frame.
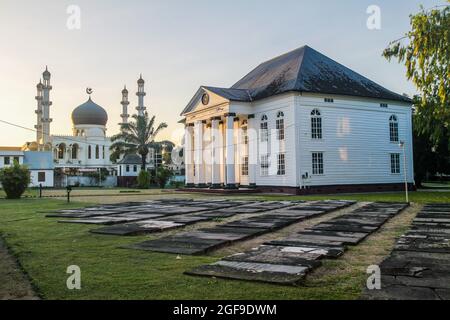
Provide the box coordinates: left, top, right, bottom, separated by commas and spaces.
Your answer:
383, 4, 450, 147
110, 112, 167, 170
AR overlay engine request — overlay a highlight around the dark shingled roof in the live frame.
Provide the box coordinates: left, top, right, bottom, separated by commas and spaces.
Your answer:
231, 45, 411, 103
117, 154, 144, 165
203, 86, 252, 102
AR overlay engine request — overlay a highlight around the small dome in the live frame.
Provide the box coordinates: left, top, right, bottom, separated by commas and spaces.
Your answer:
137, 74, 144, 84
72, 98, 108, 126
122, 86, 128, 94
37, 81, 43, 89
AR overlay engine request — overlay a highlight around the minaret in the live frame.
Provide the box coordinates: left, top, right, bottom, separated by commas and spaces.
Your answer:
136, 74, 146, 116
41, 66, 53, 148
34, 80, 43, 143
120, 85, 130, 127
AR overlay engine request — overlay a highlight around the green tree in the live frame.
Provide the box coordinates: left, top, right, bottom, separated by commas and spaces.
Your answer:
383, 4, 450, 146
0, 162, 31, 199
155, 167, 174, 188
137, 170, 151, 189
110, 112, 167, 170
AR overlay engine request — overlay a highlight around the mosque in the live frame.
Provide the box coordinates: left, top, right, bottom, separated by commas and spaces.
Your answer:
24, 67, 156, 180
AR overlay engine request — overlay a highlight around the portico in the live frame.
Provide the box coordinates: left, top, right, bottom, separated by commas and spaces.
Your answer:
184, 108, 257, 189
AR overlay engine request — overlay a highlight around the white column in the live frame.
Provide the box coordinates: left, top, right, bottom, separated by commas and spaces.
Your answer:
234, 117, 241, 186
194, 120, 206, 187
248, 115, 257, 187
210, 117, 221, 188
184, 124, 194, 187
205, 124, 212, 186
225, 113, 237, 189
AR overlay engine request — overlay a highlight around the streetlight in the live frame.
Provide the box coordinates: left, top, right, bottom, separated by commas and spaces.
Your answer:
399, 140, 409, 203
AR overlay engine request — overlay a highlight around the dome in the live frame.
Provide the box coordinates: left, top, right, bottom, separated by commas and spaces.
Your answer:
122, 86, 128, 94
72, 97, 108, 126
137, 74, 144, 84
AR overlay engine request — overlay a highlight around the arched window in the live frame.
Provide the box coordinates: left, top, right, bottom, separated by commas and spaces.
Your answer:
57, 143, 66, 159
311, 109, 322, 139
389, 115, 399, 142
260, 115, 268, 142
95, 145, 100, 159
102, 146, 105, 159
88, 145, 92, 159
71, 144, 78, 159
276, 111, 285, 140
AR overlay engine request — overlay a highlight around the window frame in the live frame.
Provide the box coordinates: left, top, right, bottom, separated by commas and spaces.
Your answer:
389, 115, 399, 143
311, 109, 323, 140
277, 153, 286, 176
276, 111, 285, 141
312, 152, 324, 175
38, 172, 46, 182
241, 156, 249, 176
260, 154, 269, 176
260, 115, 268, 142
390, 153, 401, 174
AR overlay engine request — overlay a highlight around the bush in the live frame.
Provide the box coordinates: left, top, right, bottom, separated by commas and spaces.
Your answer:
0, 162, 31, 199
137, 170, 151, 189
155, 167, 174, 188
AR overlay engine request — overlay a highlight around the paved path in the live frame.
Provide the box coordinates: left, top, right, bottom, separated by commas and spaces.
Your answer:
186, 202, 408, 285
363, 203, 450, 300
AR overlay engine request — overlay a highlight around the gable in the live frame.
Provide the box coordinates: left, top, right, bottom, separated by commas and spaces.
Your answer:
180, 87, 230, 116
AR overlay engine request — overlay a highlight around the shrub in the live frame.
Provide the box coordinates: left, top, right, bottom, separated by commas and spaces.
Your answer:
155, 167, 174, 189
0, 162, 31, 199
137, 170, 151, 189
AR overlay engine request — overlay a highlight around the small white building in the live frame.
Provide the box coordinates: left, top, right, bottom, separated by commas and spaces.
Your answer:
0, 147, 24, 168
23, 151, 54, 187
0, 148, 54, 188
180, 45, 414, 194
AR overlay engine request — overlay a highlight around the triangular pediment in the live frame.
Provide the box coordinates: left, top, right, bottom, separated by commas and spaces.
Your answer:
180, 87, 231, 116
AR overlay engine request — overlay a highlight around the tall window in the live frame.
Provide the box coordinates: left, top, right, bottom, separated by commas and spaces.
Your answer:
277, 153, 285, 175
311, 109, 322, 139
95, 145, 100, 159
276, 111, 285, 140
126, 165, 130, 172
133, 165, 138, 172
88, 145, 92, 159
4, 157, 10, 165
390, 153, 400, 174
312, 152, 324, 175
71, 144, 78, 159
242, 121, 248, 145
57, 144, 66, 159
260, 154, 269, 176
389, 115, 399, 142
241, 156, 249, 176
260, 115, 268, 142
102, 146, 105, 159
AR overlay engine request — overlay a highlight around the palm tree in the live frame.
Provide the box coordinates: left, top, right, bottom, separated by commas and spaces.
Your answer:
110, 112, 168, 171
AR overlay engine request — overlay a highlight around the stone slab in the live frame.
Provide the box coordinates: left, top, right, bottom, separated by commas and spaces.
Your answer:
223, 245, 323, 267
90, 220, 184, 236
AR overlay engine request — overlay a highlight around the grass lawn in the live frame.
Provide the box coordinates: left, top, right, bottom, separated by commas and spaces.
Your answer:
0, 191, 448, 300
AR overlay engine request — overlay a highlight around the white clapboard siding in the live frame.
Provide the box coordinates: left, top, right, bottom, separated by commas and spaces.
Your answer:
296, 94, 414, 187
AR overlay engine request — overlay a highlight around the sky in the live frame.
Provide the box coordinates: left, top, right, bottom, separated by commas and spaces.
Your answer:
0, 0, 446, 146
